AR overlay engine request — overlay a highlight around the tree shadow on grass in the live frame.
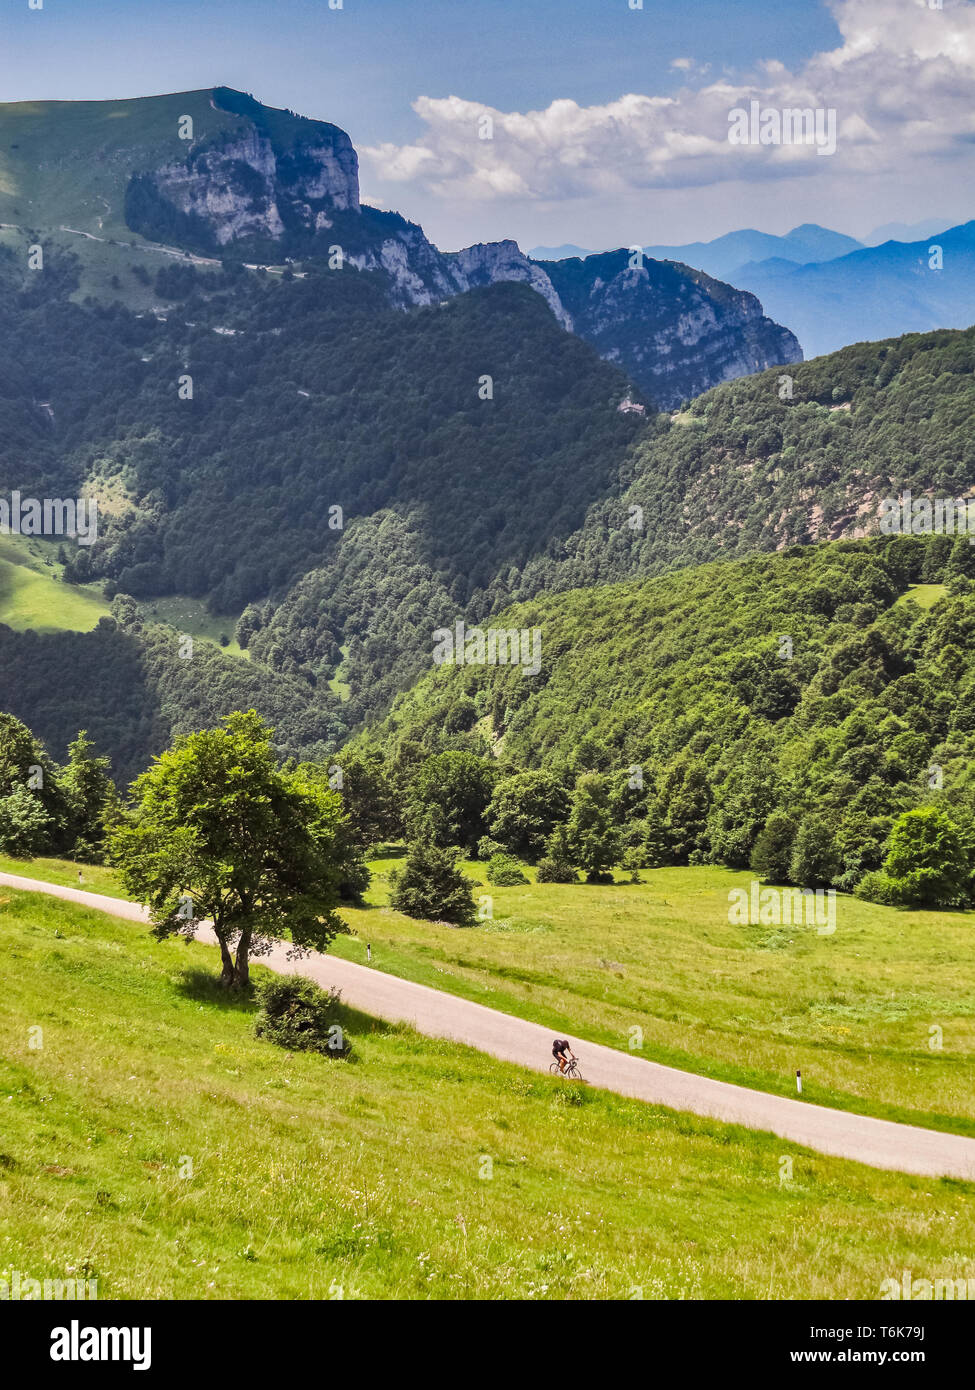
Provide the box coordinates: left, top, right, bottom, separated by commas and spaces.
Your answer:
170, 967, 257, 1013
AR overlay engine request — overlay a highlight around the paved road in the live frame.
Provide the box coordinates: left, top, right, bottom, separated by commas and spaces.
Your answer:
4, 870, 975, 1182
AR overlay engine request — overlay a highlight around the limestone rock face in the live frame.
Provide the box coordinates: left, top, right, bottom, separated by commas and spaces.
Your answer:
445, 241, 572, 330
537, 251, 803, 406
127, 90, 801, 407
138, 119, 360, 248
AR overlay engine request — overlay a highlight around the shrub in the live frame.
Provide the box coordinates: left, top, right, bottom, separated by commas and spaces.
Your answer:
854, 871, 904, 906
486, 852, 528, 886
389, 843, 477, 925
476, 835, 503, 861
254, 975, 350, 1056
535, 856, 578, 883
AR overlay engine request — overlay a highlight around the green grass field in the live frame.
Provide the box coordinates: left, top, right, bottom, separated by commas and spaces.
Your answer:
0, 854, 126, 898
333, 862, 975, 1136
0, 537, 249, 656
2, 887, 973, 1299
140, 596, 247, 660
0, 535, 111, 632
895, 583, 948, 610
6, 854, 975, 1136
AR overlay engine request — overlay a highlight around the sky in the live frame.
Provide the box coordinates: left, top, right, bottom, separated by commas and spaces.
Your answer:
0, 0, 972, 252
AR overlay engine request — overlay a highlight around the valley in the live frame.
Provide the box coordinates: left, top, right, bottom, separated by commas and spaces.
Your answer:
1, 52, 974, 1321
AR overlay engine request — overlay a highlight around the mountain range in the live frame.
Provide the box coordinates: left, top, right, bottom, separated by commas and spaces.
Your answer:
1, 85, 974, 785
734, 222, 975, 359
532, 220, 975, 361
0, 86, 799, 409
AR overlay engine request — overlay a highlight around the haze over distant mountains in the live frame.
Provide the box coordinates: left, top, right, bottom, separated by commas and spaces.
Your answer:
530, 216, 973, 360
735, 221, 975, 359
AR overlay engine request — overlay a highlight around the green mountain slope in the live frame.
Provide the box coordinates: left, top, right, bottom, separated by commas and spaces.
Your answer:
517, 326, 975, 599
361, 535, 975, 889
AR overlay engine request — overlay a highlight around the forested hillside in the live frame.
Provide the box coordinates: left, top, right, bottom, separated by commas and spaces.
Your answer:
517, 326, 975, 599
0, 605, 341, 784
359, 535, 975, 894
4, 148, 975, 778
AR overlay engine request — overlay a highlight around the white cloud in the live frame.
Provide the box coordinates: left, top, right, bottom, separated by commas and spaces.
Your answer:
360, 0, 975, 203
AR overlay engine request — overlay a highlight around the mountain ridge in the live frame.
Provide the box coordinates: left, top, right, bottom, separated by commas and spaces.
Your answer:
0, 85, 801, 408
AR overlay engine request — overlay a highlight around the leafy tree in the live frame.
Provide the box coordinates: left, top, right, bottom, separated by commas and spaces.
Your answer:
881, 807, 968, 908
535, 824, 578, 883
405, 751, 497, 855
639, 812, 672, 869
788, 815, 840, 889
657, 756, 712, 865
388, 843, 477, 925
0, 784, 53, 857
61, 730, 117, 862
566, 772, 621, 882
324, 748, 401, 851
0, 711, 67, 845
110, 711, 356, 988
485, 769, 570, 861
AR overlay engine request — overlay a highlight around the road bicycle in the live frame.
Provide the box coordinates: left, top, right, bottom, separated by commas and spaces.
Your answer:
550, 1056, 584, 1081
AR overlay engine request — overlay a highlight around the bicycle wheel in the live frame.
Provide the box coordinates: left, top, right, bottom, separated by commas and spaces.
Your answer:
549, 1061, 561, 1074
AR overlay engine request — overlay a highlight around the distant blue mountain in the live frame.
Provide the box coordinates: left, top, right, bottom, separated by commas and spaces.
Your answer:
526, 243, 594, 261
734, 220, 975, 359
863, 218, 955, 246
641, 223, 863, 282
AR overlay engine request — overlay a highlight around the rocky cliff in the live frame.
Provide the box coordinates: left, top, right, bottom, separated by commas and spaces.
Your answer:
124, 87, 801, 407
539, 251, 802, 406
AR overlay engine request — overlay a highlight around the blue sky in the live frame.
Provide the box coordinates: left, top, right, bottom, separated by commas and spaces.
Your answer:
0, 0, 970, 251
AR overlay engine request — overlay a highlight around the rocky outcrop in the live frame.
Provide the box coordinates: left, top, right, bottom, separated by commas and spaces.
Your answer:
128, 99, 359, 250
445, 241, 572, 330
126, 89, 801, 407
538, 251, 802, 407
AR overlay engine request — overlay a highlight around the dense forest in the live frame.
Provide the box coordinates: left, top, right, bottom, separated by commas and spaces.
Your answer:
352, 535, 975, 900
517, 326, 975, 598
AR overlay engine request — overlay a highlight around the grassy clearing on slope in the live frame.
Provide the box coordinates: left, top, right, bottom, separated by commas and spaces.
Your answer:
1, 887, 973, 1300
140, 596, 247, 659
9, 855, 974, 1136
331, 862, 975, 1136
895, 583, 948, 610
0, 535, 110, 632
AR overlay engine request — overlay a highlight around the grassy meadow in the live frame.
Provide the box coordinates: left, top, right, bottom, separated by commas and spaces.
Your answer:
5, 853, 975, 1136
0, 535, 110, 633
333, 861, 975, 1136
2, 886, 974, 1300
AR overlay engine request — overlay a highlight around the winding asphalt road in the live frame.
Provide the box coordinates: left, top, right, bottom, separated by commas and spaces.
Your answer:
4, 870, 975, 1182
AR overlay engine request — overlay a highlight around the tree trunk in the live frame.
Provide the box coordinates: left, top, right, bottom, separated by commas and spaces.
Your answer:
216, 930, 235, 989
232, 926, 252, 990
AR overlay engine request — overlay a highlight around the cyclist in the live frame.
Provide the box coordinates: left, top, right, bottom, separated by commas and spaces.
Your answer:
552, 1037, 577, 1073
